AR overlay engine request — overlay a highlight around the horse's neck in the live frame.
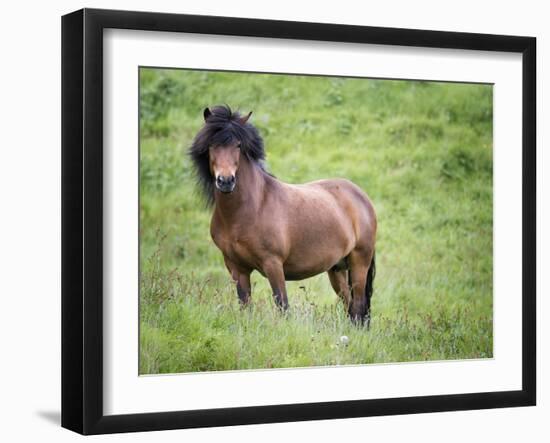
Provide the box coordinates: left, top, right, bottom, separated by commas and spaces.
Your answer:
213, 159, 266, 224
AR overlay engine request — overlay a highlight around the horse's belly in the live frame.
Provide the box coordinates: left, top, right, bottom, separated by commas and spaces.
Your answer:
283, 268, 327, 281
281, 212, 354, 280
282, 247, 346, 281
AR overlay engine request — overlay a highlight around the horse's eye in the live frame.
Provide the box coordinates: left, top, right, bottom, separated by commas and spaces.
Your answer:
237, 142, 241, 148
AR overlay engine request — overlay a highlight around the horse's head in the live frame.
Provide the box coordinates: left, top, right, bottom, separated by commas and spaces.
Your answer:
205, 107, 252, 194
209, 141, 240, 193
189, 105, 265, 203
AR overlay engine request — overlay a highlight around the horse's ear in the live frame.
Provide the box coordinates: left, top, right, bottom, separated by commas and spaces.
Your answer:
239, 111, 252, 125
203, 107, 212, 122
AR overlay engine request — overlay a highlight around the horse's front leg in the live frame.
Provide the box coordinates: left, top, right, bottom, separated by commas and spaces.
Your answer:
262, 260, 289, 310
224, 257, 252, 306
236, 273, 252, 306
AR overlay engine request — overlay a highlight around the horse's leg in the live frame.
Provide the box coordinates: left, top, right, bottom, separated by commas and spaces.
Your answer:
348, 249, 372, 326
262, 260, 289, 310
224, 257, 252, 306
327, 269, 351, 309
236, 273, 252, 306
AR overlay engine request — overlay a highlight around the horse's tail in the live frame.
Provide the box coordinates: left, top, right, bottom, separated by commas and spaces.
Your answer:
365, 252, 376, 328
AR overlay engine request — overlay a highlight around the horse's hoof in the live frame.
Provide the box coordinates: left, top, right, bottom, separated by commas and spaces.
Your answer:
239, 303, 251, 310
349, 314, 370, 328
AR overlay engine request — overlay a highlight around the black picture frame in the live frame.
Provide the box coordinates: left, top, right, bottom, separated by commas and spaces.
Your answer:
61, 8, 536, 435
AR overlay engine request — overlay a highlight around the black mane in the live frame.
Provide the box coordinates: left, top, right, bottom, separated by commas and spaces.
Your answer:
188, 105, 266, 206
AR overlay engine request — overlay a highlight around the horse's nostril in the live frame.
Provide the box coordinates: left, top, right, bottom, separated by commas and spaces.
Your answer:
216, 176, 235, 188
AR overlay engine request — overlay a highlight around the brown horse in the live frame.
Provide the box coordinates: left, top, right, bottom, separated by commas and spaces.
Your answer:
189, 106, 377, 325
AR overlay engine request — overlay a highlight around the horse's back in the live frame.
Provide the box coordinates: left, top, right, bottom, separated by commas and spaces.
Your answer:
305, 178, 370, 202
302, 178, 376, 229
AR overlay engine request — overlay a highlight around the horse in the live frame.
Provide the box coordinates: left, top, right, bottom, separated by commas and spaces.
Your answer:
189, 105, 377, 326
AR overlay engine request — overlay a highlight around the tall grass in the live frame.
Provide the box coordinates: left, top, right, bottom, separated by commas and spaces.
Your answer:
139, 68, 493, 374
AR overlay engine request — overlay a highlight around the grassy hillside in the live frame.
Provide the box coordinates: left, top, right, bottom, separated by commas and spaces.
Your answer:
139, 68, 493, 374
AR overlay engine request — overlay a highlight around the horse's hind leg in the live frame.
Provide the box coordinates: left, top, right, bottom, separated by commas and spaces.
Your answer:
348, 249, 374, 326
327, 269, 351, 309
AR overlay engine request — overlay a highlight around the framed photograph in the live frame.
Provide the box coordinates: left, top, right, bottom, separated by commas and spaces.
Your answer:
61, 8, 536, 435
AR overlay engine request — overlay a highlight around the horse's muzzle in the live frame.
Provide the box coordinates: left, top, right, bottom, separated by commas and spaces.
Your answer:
215, 175, 236, 193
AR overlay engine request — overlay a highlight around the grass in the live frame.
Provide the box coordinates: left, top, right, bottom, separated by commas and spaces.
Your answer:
139, 68, 493, 374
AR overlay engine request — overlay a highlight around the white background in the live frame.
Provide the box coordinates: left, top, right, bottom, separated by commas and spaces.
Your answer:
0, 0, 547, 441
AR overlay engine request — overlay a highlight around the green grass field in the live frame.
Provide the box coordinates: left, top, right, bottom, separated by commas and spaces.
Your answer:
139, 68, 493, 374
